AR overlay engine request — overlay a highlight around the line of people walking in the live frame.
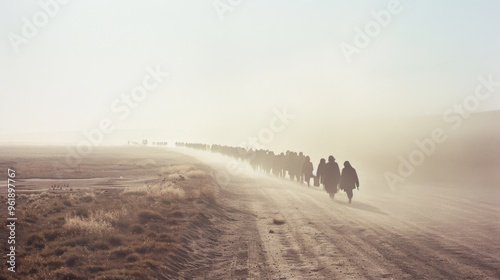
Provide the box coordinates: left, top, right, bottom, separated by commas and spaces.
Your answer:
176, 143, 360, 203
318, 156, 360, 203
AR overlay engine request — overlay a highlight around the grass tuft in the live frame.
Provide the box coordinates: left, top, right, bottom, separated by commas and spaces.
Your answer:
27, 234, 46, 249
122, 182, 186, 200
64, 254, 81, 267
137, 210, 163, 223
63, 209, 127, 235
108, 236, 123, 247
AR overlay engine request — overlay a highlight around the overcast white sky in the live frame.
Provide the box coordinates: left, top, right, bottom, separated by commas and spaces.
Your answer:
1, 0, 499, 144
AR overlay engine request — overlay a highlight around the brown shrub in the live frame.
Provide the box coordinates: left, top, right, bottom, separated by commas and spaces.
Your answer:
27, 234, 45, 249
87, 266, 105, 273
80, 192, 96, 203
126, 253, 140, 262
111, 248, 132, 259
48, 200, 65, 214
53, 268, 84, 280
45, 257, 65, 269
72, 207, 90, 218
130, 224, 144, 234
53, 248, 67, 256
22, 208, 39, 223
62, 236, 93, 247
134, 243, 154, 254
93, 241, 110, 251
137, 210, 163, 223
108, 236, 123, 247
43, 230, 61, 242
63, 199, 73, 207
64, 254, 81, 267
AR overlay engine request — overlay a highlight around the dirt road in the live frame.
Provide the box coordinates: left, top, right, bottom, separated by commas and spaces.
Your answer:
176, 151, 500, 279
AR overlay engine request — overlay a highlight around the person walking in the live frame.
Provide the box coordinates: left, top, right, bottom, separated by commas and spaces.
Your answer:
315, 158, 326, 187
302, 156, 314, 187
323, 156, 340, 199
296, 152, 306, 183
340, 161, 359, 204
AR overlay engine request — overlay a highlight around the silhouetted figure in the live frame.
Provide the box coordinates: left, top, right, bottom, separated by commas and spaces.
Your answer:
302, 156, 314, 187
265, 151, 274, 174
278, 152, 286, 178
323, 156, 340, 199
296, 152, 306, 183
288, 151, 297, 181
315, 158, 326, 187
340, 161, 359, 204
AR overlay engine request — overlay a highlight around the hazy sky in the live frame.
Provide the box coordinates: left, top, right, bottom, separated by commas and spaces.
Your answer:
1, 0, 499, 144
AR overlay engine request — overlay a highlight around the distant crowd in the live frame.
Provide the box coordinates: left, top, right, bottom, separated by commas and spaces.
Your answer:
175, 142, 360, 203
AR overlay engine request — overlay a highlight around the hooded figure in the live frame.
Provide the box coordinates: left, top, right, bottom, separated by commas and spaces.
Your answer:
340, 161, 359, 203
323, 156, 340, 198
315, 158, 326, 187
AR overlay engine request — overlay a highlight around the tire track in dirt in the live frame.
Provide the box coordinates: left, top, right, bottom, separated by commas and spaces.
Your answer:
253, 188, 337, 279
177, 151, 500, 279
273, 184, 500, 279
257, 187, 396, 279
171, 176, 272, 279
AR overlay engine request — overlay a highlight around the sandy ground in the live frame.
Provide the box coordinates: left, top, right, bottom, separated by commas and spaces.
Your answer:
0, 146, 499, 279
0, 146, 193, 194
176, 149, 500, 279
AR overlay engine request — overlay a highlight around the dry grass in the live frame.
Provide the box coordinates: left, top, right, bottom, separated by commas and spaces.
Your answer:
137, 210, 164, 223
185, 169, 212, 179
0, 145, 223, 278
9, 159, 221, 279
24, 208, 39, 223
122, 182, 186, 200
63, 209, 128, 235
79, 191, 96, 203
161, 164, 197, 174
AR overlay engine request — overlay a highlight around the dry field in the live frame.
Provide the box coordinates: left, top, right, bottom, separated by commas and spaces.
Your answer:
0, 146, 219, 279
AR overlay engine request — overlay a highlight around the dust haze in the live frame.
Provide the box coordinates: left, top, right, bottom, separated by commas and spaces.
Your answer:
1, 1, 500, 279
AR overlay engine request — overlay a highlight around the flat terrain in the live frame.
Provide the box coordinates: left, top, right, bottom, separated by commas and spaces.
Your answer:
0, 146, 499, 279
0, 146, 220, 279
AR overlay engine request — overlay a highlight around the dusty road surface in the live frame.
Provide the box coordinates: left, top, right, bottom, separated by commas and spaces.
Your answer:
176, 150, 500, 280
